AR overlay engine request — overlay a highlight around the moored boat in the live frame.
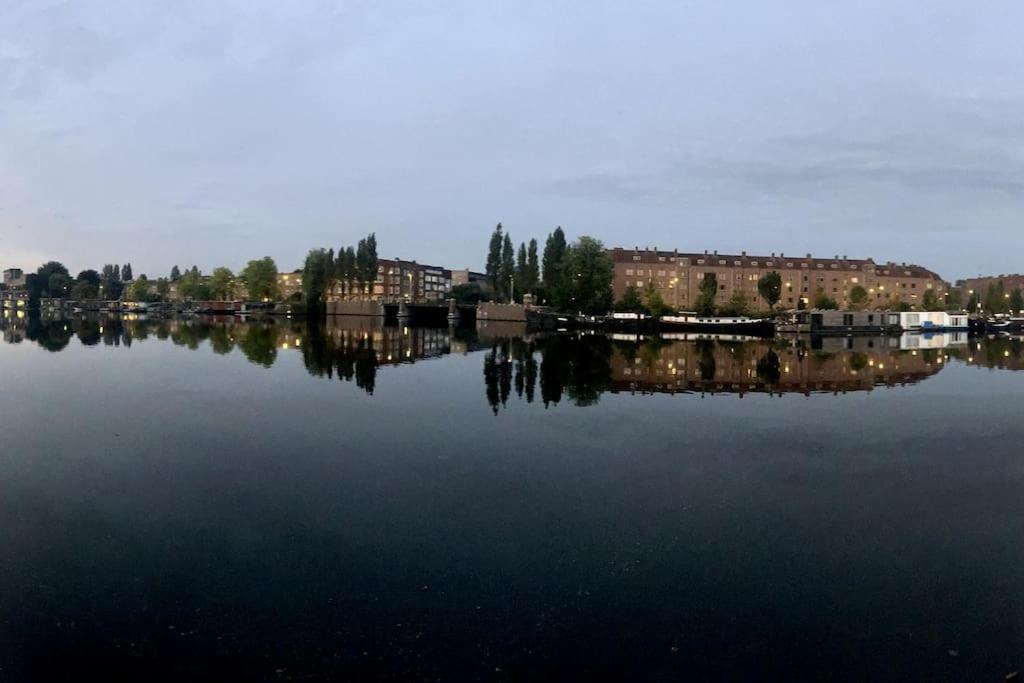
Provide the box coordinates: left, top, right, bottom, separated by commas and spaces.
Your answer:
658, 312, 775, 337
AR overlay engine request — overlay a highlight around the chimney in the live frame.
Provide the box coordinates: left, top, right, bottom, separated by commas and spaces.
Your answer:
806, 253, 811, 259
741, 250, 747, 257
834, 254, 838, 260
713, 250, 718, 256
780, 252, 785, 257
771, 252, 775, 257
704, 249, 708, 255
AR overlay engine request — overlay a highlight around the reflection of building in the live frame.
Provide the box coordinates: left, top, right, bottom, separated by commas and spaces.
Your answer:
3, 268, 26, 288
324, 315, 452, 362
608, 337, 945, 395
610, 247, 946, 311
1, 290, 29, 309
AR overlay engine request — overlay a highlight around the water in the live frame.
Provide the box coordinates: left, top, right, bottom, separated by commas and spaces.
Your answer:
2, 314, 1023, 681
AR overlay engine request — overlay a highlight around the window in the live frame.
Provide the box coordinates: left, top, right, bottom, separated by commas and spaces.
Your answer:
625, 269, 634, 276
718, 259, 726, 265
817, 264, 824, 269
697, 259, 705, 265
751, 261, 759, 266
734, 260, 741, 266
801, 263, 809, 268
636, 280, 643, 288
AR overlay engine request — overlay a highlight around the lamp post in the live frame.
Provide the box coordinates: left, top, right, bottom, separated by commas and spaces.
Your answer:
509, 275, 514, 304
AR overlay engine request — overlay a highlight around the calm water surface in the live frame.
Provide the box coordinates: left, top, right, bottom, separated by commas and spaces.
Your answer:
2, 314, 1024, 681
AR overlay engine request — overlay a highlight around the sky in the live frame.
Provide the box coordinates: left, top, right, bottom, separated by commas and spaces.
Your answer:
2, 1, 1023, 281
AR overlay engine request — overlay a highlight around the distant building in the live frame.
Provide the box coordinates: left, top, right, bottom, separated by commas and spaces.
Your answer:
450, 269, 488, 288
277, 272, 303, 300
3, 268, 26, 288
609, 247, 947, 311
961, 274, 1024, 308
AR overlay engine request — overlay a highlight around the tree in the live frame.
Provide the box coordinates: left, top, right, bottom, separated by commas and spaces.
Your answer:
129, 275, 154, 302
178, 268, 211, 300
984, 281, 1008, 314
966, 291, 980, 312
241, 257, 279, 301
210, 267, 236, 300
76, 269, 101, 286
486, 223, 503, 298
302, 248, 333, 312
922, 289, 940, 311
113, 264, 121, 282
526, 239, 540, 292
722, 289, 749, 316
551, 236, 613, 314
515, 241, 528, 301
696, 273, 718, 316
500, 233, 515, 302
1011, 288, 1024, 315
71, 281, 98, 300
849, 285, 868, 309
122, 263, 133, 281
813, 289, 839, 310
542, 226, 567, 288
156, 278, 170, 299
451, 282, 486, 305
945, 288, 963, 311
48, 272, 72, 298
614, 285, 646, 313
170, 265, 181, 281
757, 271, 782, 312
645, 284, 672, 317
342, 246, 357, 296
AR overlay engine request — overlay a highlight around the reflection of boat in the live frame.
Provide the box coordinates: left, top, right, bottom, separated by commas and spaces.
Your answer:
658, 313, 775, 337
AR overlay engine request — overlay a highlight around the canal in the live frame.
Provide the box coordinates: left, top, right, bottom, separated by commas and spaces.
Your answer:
1, 314, 1023, 680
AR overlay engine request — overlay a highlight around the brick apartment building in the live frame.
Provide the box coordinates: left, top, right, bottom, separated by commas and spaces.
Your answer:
960, 274, 1024, 305
330, 259, 452, 302
610, 247, 946, 311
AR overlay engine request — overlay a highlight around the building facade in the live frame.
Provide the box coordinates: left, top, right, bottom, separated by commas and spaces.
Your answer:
330, 259, 452, 302
3, 268, 26, 288
960, 274, 1024, 310
609, 247, 946, 312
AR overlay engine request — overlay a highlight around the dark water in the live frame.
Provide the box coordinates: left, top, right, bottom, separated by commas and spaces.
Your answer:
2, 314, 1024, 681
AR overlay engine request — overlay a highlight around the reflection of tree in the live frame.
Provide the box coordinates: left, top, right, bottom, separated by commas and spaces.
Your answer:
696, 340, 716, 381
484, 345, 500, 415
535, 334, 612, 408
300, 323, 379, 395
237, 324, 279, 368
524, 342, 537, 404
755, 349, 781, 385
75, 319, 102, 346
208, 325, 235, 355
26, 319, 73, 352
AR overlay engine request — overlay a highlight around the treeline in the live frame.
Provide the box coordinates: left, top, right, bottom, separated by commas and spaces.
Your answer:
19, 261, 135, 306
478, 224, 615, 314
301, 233, 379, 312
966, 281, 1024, 315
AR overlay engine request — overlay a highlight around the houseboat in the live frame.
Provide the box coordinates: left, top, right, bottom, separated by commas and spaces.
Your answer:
984, 315, 1024, 335
657, 312, 775, 337
783, 310, 898, 336
883, 311, 969, 332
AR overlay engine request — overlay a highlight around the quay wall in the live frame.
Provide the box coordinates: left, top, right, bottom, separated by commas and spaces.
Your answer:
328, 300, 385, 317
477, 302, 527, 323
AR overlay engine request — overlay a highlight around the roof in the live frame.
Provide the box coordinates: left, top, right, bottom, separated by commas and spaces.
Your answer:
608, 247, 944, 280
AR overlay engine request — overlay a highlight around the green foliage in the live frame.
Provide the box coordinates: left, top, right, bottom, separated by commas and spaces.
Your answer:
156, 278, 170, 299
551, 236, 614, 314
121, 263, 133, 281
451, 282, 486, 305
614, 285, 646, 313
542, 226, 567, 288
302, 249, 333, 312
696, 273, 718, 316
721, 289, 749, 316
984, 280, 1008, 314
922, 289, 940, 311
129, 275, 157, 302
71, 281, 98, 300
645, 284, 673, 317
500, 234, 515, 301
526, 238, 540, 292
849, 285, 868, 307
1010, 288, 1024, 314
178, 268, 212, 300
241, 257, 279, 301
170, 265, 181, 281
945, 288, 963, 311
966, 291, 980, 311
814, 294, 839, 310
757, 271, 782, 311
486, 223, 503, 297
76, 269, 101, 286
210, 267, 236, 300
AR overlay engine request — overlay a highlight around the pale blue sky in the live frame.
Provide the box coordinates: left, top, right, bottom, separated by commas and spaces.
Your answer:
2, 1, 1023, 280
